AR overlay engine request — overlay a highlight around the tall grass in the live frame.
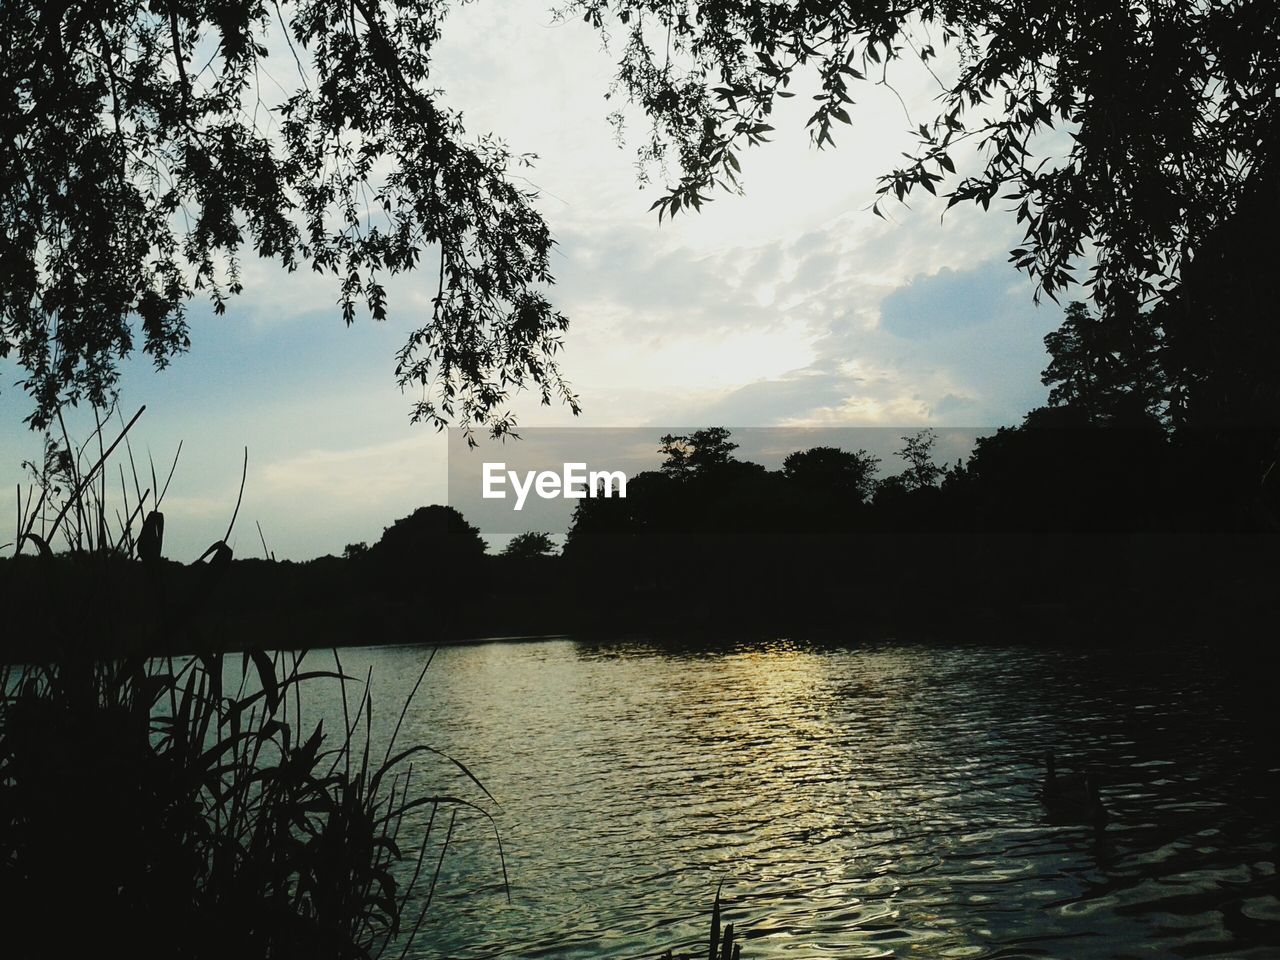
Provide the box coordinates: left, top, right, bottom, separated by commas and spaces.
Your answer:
662, 885, 743, 960
2, 406, 749, 960
0, 407, 505, 959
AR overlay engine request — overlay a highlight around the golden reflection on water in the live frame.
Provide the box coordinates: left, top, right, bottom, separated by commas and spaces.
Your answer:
305, 639, 1276, 960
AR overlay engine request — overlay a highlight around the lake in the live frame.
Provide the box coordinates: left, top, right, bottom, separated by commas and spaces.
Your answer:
308, 637, 1277, 959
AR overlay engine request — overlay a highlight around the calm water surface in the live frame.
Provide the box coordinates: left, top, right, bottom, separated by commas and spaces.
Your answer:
309, 638, 1277, 959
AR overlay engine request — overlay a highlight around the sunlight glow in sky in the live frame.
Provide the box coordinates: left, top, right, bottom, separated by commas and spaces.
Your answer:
0, 1, 1066, 560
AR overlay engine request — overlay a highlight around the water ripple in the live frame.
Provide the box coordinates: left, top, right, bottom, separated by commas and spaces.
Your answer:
301, 639, 1277, 959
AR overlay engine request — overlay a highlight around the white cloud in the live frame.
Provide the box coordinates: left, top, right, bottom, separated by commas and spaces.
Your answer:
259, 436, 445, 506
0, 0, 1075, 558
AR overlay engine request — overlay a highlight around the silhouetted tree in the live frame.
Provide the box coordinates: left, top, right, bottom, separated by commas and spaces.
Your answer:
502, 531, 557, 558
11, 0, 1277, 441
580, 0, 1280, 333
1043, 302, 1164, 425
1, 0, 578, 433
1043, 303, 1108, 414
894, 429, 942, 492
342, 542, 369, 561
368, 505, 487, 595
1152, 170, 1280, 521
659, 427, 739, 477
782, 446, 880, 504
1165, 204, 1280, 419
955, 404, 1173, 547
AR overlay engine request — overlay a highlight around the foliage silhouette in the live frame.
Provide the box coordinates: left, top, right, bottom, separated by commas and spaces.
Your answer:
502, 531, 558, 559
892, 429, 943, 493
661, 885, 743, 960
364, 505, 485, 588
370, 506, 487, 567
575, 0, 1279, 327
782, 446, 879, 505
8, 287, 1279, 648
0, 0, 578, 435
659, 427, 741, 477
7, 0, 1278, 444
1043, 302, 1164, 426
0, 411, 506, 959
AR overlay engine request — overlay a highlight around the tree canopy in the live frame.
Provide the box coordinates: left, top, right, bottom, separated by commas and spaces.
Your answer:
658, 426, 739, 476
2, 0, 578, 433
1041, 301, 1163, 425
893, 429, 942, 492
501, 531, 557, 558
578, 0, 1278, 313
371, 505, 486, 561
4, 0, 1277, 431
782, 446, 879, 503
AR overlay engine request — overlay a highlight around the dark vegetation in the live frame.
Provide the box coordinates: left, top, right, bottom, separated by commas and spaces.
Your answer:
0, 416, 746, 958
6, 297, 1276, 656
2, 2, 1277, 953
4, 0, 1275, 649
564, 282, 1280, 639
663, 886, 742, 960
0, 413, 510, 960
0, 650, 502, 959
4, 1, 1277, 441
561, 433, 1277, 641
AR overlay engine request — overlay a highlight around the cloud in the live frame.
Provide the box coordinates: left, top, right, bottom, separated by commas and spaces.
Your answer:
879, 265, 1024, 339
0, 0, 1078, 559
695, 369, 854, 425
258, 437, 442, 505
641, 258, 1063, 429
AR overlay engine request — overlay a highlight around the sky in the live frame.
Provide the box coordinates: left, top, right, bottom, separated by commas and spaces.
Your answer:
0, 1, 1067, 561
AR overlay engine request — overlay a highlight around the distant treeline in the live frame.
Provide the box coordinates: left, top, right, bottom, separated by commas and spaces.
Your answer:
4, 299, 1279, 658
3, 422, 1275, 659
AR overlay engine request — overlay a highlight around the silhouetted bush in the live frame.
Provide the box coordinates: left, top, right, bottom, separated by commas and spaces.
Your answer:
0, 412, 503, 959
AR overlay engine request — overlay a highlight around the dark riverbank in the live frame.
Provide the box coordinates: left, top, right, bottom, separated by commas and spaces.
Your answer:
3, 532, 1276, 662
